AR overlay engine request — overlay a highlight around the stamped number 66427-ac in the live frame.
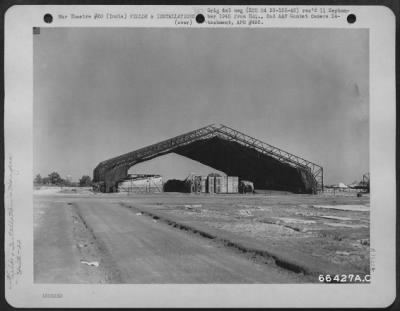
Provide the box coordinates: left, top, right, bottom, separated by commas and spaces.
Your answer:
319, 274, 371, 283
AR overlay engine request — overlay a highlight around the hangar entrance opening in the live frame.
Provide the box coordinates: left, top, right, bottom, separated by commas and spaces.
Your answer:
127, 153, 227, 182
93, 124, 323, 194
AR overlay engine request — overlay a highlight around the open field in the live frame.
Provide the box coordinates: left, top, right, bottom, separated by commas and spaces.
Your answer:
34, 187, 370, 283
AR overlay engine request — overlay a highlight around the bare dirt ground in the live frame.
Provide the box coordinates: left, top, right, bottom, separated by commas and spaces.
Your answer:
34, 187, 369, 283
117, 191, 370, 275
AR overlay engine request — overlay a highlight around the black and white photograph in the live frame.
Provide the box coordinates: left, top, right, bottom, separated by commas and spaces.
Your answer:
33, 25, 371, 284
4, 5, 396, 308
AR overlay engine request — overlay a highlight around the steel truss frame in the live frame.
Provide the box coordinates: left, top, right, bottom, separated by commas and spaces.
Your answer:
94, 124, 324, 190
362, 172, 370, 192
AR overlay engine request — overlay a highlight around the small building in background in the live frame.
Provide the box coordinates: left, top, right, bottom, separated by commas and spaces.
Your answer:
117, 174, 163, 193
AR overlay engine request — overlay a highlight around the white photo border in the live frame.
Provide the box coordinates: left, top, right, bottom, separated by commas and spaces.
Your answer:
4, 5, 396, 308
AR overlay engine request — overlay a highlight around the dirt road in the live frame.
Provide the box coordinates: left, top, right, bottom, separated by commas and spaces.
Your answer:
34, 195, 301, 283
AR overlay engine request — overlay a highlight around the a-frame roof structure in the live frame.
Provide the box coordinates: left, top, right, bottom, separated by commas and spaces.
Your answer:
94, 124, 323, 192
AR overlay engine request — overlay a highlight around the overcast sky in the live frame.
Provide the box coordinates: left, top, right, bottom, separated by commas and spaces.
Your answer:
34, 27, 369, 184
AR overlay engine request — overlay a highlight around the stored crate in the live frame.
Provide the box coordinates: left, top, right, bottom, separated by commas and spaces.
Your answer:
207, 176, 215, 193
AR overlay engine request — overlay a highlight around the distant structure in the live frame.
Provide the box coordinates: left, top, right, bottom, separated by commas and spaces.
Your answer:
117, 174, 163, 193
362, 172, 370, 193
93, 124, 323, 194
